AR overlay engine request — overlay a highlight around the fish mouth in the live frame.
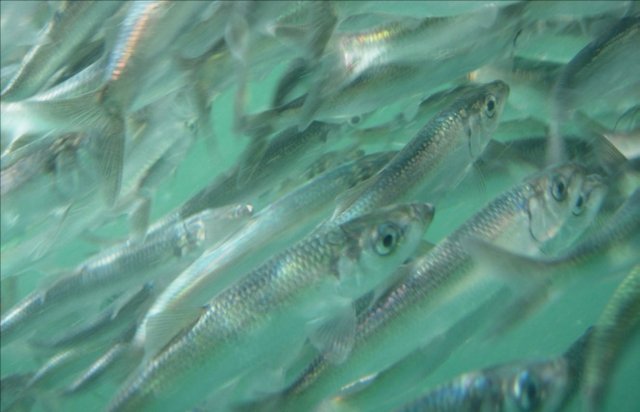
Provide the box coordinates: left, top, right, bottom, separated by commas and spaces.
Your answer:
527, 195, 549, 244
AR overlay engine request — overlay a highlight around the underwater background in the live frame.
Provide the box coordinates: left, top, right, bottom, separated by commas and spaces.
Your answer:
1, 1, 639, 411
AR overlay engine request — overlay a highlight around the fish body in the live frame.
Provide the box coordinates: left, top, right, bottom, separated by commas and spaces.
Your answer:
331, 81, 509, 225
550, 16, 640, 163
297, 4, 523, 127
62, 152, 396, 396
108, 203, 434, 412
583, 264, 640, 412
393, 329, 591, 412
134, 152, 396, 360
0, 206, 249, 344
1, 1, 122, 101
321, 289, 511, 412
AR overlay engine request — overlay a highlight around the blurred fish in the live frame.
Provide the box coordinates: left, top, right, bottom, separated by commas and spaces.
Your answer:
294, 3, 523, 129
319, 289, 511, 412
1, 132, 84, 198
99, 1, 210, 112
177, 121, 336, 219
1, 372, 35, 412
31, 282, 156, 351
583, 264, 640, 412
550, 16, 640, 164
393, 328, 591, 412
108, 203, 434, 412
576, 111, 640, 161
1, 1, 122, 101
0, 206, 251, 344
1, 3, 639, 412
0, 88, 202, 276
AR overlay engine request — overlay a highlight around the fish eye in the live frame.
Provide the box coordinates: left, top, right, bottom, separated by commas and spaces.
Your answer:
484, 95, 497, 118
513, 370, 541, 411
350, 115, 361, 125
550, 175, 567, 202
572, 194, 585, 216
373, 223, 401, 256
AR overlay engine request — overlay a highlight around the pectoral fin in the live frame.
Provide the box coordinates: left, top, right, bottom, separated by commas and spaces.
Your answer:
306, 299, 356, 364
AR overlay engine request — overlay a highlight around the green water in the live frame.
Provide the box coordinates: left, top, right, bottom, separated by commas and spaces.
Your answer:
1, 1, 639, 411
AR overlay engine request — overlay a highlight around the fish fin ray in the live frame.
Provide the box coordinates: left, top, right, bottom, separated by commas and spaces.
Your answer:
307, 300, 356, 364
92, 118, 125, 206
129, 195, 151, 242
141, 307, 203, 361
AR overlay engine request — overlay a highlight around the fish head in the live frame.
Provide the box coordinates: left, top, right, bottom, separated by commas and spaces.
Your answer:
541, 172, 607, 255
502, 359, 571, 412
463, 80, 510, 157
525, 162, 591, 247
335, 203, 434, 298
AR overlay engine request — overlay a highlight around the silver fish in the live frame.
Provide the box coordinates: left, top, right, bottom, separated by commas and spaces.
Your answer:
321, 289, 511, 412
1, 1, 122, 101
295, 4, 523, 128
107, 203, 434, 412
330, 81, 509, 226
0, 206, 251, 345
99, 1, 208, 112
466, 187, 639, 336
133, 151, 396, 362
31, 282, 155, 350
393, 329, 590, 412
550, 17, 640, 164
583, 264, 640, 412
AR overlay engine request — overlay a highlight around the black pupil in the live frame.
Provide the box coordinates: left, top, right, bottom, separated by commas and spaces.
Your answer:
487, 99, 495, 111
576, 195, 584, 208
351, 116, 360, 124
382, 233, 394, 248
556, 182, 565, 195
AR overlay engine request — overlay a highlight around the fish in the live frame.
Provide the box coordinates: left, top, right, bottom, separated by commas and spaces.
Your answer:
31, 282, 156, 350
466, 187, 639, 336
0, 206, 252, 345
133, 151, 396, 358
294, 3, 523, 129
99, 1, 210, 113
550, 16, 640, 164
392, 328, 591, 412
330, 81, 510, 225
583, 264, 640, 412
0, 88, 203, 276
273, 163, 602, 411
176, 121, 337, 219
1, 1, 122, 101
320, 288, 511, 412
107, 203, 435, 412
0, 372, 36, 412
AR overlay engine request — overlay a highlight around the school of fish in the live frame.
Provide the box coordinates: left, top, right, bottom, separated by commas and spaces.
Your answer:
1, 1, 639, 411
